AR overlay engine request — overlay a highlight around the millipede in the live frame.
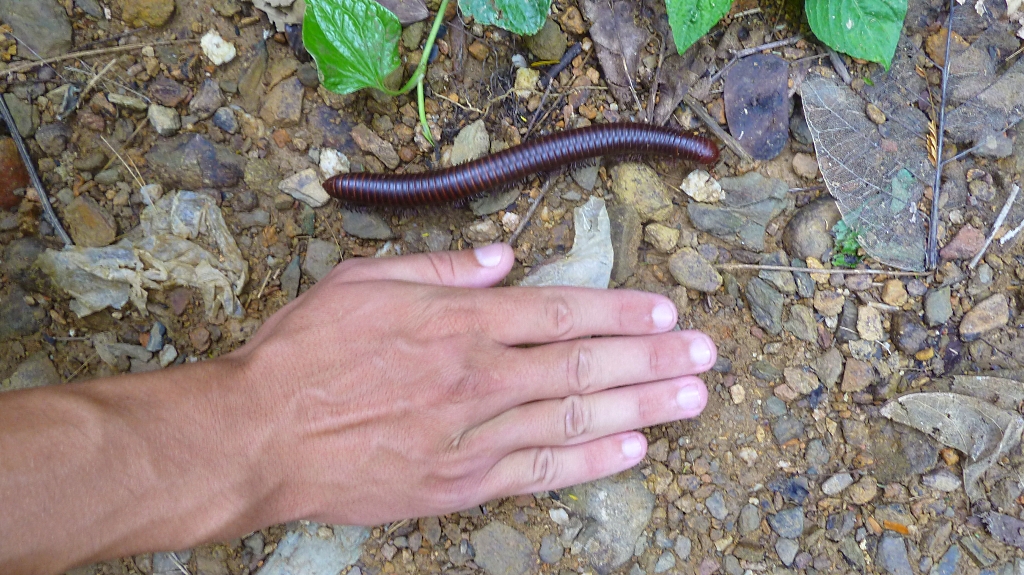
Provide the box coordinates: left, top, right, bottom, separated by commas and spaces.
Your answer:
322, 123, 720, 207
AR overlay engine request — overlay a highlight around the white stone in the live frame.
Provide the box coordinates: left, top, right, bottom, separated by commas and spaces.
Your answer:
147, 104, 180, 136
319, 149, 350, 179
548, 508, 569, 525
501, 212, 520, 233
822, 472, 854, 495
680, 169, 723, 203
158, 344, 178, 367
279, 169, 329, 208
201, 30, 237, 66
730, 384, 746, 404
514, 67, 540, 98
922, 468, 962, 492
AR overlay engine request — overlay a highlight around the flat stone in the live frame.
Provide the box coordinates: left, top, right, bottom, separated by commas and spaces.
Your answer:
813, 347, 844, 387
189, 79, 224, 120
841, 358, 876, 392
302, 239, 340, 283
784, 304, 817, 343
611, 163, 674, 222
260, 77, 305, 127
922, 468, 961, 492
449, 119, 489, 165
877, 533, 914, 575
674, 536, 692, 560
744, 277, 784, 335
792, 152, 819, 179
339, 209, 393, 240
3, 352, 60, 391
259, 523, 367, 575
0, 0, 72, 59
121, 0, 175, 27
940, 225, 984, 260
35, 123, 72, 157
784, 367, 819, 396
772, 415, 804, 445
244, 159, 279, 196
738, 504, 761, 535
146, 134, 245, 189
149, 76, 191, 107
609, 204, 642, 283
471, 521, 537, 575
563, 472, 655, 575
653, 551, 676, 573
669, 248, 722, 292
238, 41, 269, 113
0, 286, 46, 341
212, 107, 238, 134
758, 251, 796, 294
351, 123, 400, 170
680, 169, 722, 203
924, 286, 953, 326
813, 290, 845, 316
4, 94, 37, 137
538, 534, 562, 564
750, 360, 782, 382
377, 0, 428, 24
644, 223, 679, 253
705, 491, 728, 520
847, 476, 878, 504
822, 472, 854, 495
891, 311, 929, 354
463, 219, 500, 244
688, 172, 788, 251
64, 195, 117, 247
768, 507, 805, 539
279, 169, 329, 208
856, 305, 885, 341
776, 538, 799, 567
960, 294, 1009, 341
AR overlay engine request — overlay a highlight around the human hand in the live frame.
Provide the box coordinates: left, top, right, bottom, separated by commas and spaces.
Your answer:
238, 243, 716, 526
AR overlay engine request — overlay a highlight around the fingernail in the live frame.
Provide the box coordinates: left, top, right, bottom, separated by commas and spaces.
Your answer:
689, 336, 712, 366
621, 436, 645, 459
652, 302, 675, 329
474, 243, 504, 268
676, 384, 703, 410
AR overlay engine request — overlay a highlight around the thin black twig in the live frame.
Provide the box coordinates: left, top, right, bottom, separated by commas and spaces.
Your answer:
731, 34, 803, 59
927, 0, 956, 269
0, 94, 72, 246
541, 42, 583, 87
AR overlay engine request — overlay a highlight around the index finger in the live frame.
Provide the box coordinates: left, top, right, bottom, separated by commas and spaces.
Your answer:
460, 286, 678, 345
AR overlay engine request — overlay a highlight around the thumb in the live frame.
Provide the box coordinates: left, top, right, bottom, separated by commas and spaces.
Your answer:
329, 243, 514, 288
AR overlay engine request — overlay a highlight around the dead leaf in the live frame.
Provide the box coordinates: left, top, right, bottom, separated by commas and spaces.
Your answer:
581, 0, 649, 109
951, 374, 1024, 411
881, 392, 1024, 500
724, 54, 790, 160
981, 512, 1024, 550
251, 0, 305, 32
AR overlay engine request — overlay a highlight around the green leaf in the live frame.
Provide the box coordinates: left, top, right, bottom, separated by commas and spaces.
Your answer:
806, 0, 907, 69
666, 0, 733, 55
458, 0, 549, 36
303, 0, 402, 95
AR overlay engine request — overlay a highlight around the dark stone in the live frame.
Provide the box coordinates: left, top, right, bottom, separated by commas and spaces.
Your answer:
783, 197, 842, 261
744, 277, 784, 335
724, 54, 790, 160
0, 285, 46, 341
34, 123, 72, 156
609, 204, 642, 284
891, 311, 929, 354
148, 75, 191, 107
145, 134, 246, 189
836, 299, 859, 343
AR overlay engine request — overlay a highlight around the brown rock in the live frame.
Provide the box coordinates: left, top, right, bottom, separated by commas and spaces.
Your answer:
351, 123, 400, 170
847, 476, 878, 505
792, 153, 819, 179
960, 294, 1009, 341
559, 6, 587, 34
813, 290, 844, 316
64, 195, 117, 247
0, 137, 30, 210
939, 225, 985, 260
881, 279, 908, 306
841, 358, 876, 393
468, 41, 489, 60
259, 77, 305, 127
148, 76, 191, 107
189, 326, 211, 352
121, 0, 176, 28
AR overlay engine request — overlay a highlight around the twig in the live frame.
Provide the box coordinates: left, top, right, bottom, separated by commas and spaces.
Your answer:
715, 264, 930, 276
100, 120, 148, 173
622, 55, 643, 112
64, 353, 98, 383
77, 58, 118, 110
969, 183, 1020, 269
927, 0, 956, 269
646, 40, 667, 124
681, 93, 753, 163
75, 27, 150, 51
1000, 215, 1024, 246
1, 40, 191, 76
0, 94, 72, 245
509, 171, 561, 246
826, 47, 852, 85
541, 42, 583, 88
731, 35, 803, 59
100, 136, 145, 189
789, 184, 827, 193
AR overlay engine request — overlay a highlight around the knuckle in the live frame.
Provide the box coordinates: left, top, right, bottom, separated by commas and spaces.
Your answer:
546, 295, 577, 338
567, 342, 595, 394
424, 252, 458, 285
647, 339, 664, 375
530, 447, 561, 487
562, 395, 593, 440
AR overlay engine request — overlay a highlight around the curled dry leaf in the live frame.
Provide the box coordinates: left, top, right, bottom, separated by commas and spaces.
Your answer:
881, 392, 1024, 501
580, 0, 649, 109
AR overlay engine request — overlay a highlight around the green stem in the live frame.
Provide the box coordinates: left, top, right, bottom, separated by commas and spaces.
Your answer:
417, 74, 435, 146
393, 0, 449, 95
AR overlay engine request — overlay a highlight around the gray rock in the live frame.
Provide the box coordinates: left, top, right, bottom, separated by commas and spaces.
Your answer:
148, 104, 181, 136
791, 259, 815, 298
836, 299, 860, 343
469, 189, 521, 216
2, 237, 47, 291
35, 123, 71, 156
765, 396, 788, 416
821, 472, 854, 495
687, 172, 789, 250
525, 18, 568, 61
782, 197, 842, 260
805, 439, 830, 468
784, 304, 817, 343
813, 347, 843, 387
775, 538, 799, 567
260, 76, 305, 127
107, 93, 149, 112
145, 322, 166, 352
153, 551, 192, 575
891, 311, 928, 354
674, 535, 691, 560
94, 168, 121, 186
931, 544, 960, 575
573, 163, 600, 191
750, 360, 782, 381
609, 204, 642, 283
877, 534, 914, 575
705, 491, 728, 520
738, 504, 761, 535
744, 277, 784, 335
74, 150, 108, 172
281, 256, 301, 301
653, 551, 676, 573
450, 119, 490, 166
302, 239, 340, 283
75, 0, 104, 18
4, 94, 37, 137
377, 0, 428, 24
839, 537, 866, 569
960, 535, 997, 567
768, 507, 804, 539
238, 41, 269, 112
0, 0, 72, 59
0, 286, 46, 341
924, 286, 953, 326
922, 468, 961, 492
259, 523, 367, 575
149, 76, 191, 107
339, 209, 394, 240
471, 521, 537, 575
189, 79, 224, 120
564, 472, 655, 575
146, 134, 245, 189
297, 62, 320, 88
758, 251, 796, 294
772, 415, 804, 445
539, 534, 562, 564
279, 169, 329, 208
235, 210, 270, 229
3, 352, 59, 391
669, 248, 722, 292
